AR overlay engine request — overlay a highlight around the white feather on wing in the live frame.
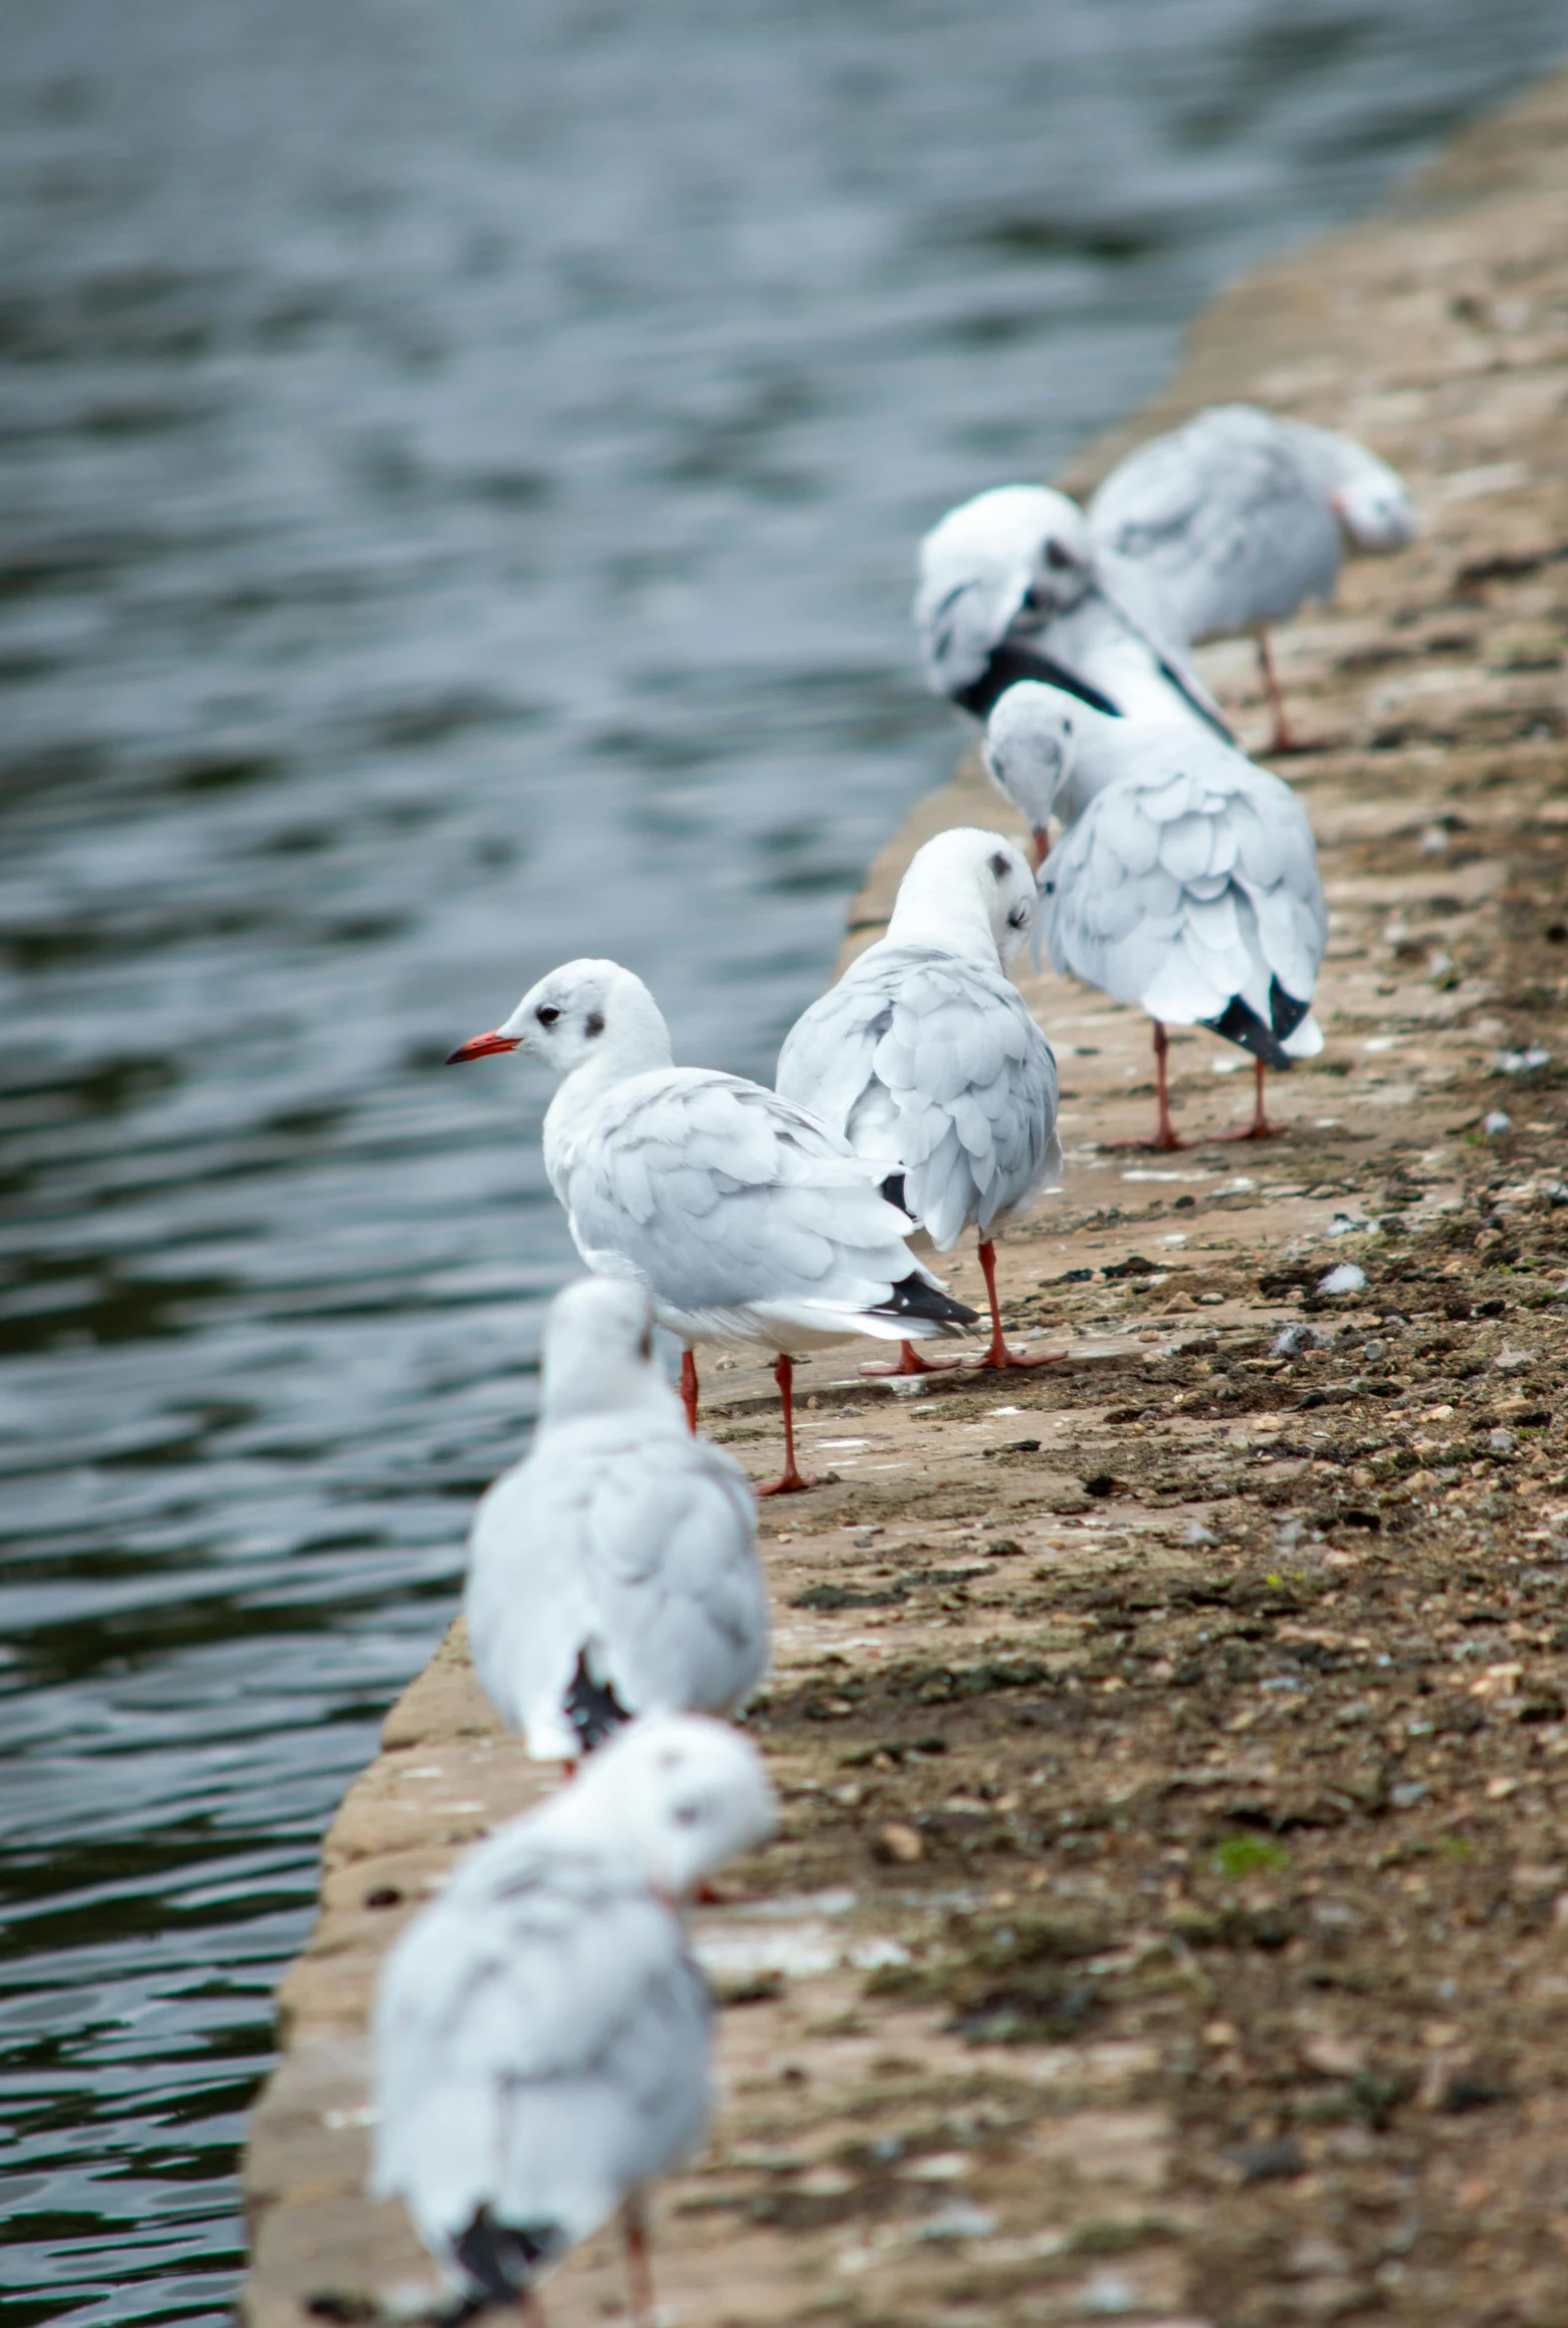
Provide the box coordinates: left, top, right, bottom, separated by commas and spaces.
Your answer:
778, 944, 1061, 1253
559, 1066, 935, 1332
1042, 758, 1326, 1032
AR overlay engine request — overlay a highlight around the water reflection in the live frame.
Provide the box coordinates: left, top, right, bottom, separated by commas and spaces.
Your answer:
2, 1, 1564, 2319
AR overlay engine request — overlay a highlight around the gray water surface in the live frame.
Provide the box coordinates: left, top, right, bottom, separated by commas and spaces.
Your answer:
2, 4, 1564, 2320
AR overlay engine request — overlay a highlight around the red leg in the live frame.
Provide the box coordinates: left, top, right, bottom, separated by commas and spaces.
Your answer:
972, 1238, 1054, 1370
860, 1337, 964, 1377
679, 1348, 698, 1434
1107, 1021, 1190, 1153
519, 2296, 545, 2328
1256, 631, 1298, 755
758, 1354, 814, 1496
1218, 1055, 1288, 1140
622, 2197, 655, 2328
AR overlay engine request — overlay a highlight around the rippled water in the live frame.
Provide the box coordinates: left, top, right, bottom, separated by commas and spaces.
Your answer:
2, 3, 1564, 2319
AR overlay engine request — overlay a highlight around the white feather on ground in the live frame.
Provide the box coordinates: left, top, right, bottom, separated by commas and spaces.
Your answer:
372, 1714, 777, 2314
1088, 402, 1416, 647
986, 684, 1326, 1060
913, 481, 1231, 739
465, 1276, 769, 1762
777, 829, 1060, 1250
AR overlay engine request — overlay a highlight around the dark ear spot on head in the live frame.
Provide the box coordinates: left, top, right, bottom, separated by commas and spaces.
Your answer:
584, 1012, 605, 1038
989, 850, 1011, 881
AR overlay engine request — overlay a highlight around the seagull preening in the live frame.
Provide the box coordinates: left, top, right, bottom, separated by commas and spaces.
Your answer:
914, 482, 1232, 742
777, 828, 1061, 1371
986, 682, 1326, 1148
465, 1276, 770, 1761
448, 961, 978, 1494
1088, 403, 1416, 751
372, 1714, 778, 2327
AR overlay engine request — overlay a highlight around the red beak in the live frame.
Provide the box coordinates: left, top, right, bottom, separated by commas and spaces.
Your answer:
446, 1028, 520, 1064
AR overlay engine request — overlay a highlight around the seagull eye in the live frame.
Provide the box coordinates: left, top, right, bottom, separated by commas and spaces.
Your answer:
536, 1005, 560, 1027
1008, 904, 1029, 928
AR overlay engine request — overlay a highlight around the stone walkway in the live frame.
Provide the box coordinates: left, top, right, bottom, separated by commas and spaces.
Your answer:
245, 69, 1568, 2328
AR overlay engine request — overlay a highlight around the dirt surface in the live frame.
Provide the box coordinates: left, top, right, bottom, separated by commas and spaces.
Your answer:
244, 68, 1568, 2328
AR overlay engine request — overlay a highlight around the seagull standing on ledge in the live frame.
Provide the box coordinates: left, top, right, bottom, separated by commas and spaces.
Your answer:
372, 1714, 777, 2328
448, 960, 978, 1494
1088, 403, 1416, 751
778, 828, 1060, 1372
914, 481, 1232, 745
986, 683, 1325, 1149
466, 1276, 769, 1760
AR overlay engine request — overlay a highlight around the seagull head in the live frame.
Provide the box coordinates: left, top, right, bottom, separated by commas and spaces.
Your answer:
540, 1273, 678, 1424
914, 485, 1096, 699
983, 680, 1081, 854
447, 958, 674, 1078
1329, 466, 1417, 554
888, 826, 1036, 970
565, 1713, 778, 1897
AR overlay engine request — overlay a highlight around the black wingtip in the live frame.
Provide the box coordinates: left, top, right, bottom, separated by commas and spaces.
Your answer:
562, 1649, 631, 1755
954, 639, 1124, 721
449, 2209, 559, 2315
1267, 976, 1311, 1044
879, 1171, 912, 1220
1204, 994, 1292, 1071
871, 1273, 982, 1337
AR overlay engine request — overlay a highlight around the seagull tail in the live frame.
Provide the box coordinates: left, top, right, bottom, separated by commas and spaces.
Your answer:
869, 1273, 981, 1339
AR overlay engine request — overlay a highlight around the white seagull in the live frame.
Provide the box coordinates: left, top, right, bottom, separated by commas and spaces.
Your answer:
1088, 403, 1416, 751
914, 481, 1232, 745
986, 683, 1326, 1148
448, 961, 978, 1494
372, 1713, 778, 2327
466, 1275, 770, 1761
777, 828, 1061, 1372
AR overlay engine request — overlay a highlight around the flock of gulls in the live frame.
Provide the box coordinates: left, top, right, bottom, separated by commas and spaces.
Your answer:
370, 403, 1417, 2323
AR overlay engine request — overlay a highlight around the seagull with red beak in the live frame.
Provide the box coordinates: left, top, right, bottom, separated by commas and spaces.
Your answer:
448, 959, 978, 1495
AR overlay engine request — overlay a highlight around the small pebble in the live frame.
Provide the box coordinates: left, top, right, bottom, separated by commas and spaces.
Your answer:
1484, 1110, 1513, 1137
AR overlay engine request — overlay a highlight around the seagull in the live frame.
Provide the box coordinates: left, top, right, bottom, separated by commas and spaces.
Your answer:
914, 482, 1232, 746
466, 1275, 770, 1761
448, 961, 979, 1494
1088, 403, 1416, 751
777, 828, 1061, 1372
372, 1712, 777, 2328
986, 682, 1326, 1148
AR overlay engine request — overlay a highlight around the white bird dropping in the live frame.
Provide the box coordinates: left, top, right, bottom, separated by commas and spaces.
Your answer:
777, 828, 1060, 1372
913, 481, 1232, 741
465, 1275, 769, 1760
1088, 403, 1416, 751
986, 683, 1326, 1149
447, 960, 978, 1494
372, 1714, 777, 2325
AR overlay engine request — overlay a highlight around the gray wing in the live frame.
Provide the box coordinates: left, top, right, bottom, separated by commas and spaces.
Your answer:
581, 1427, 769, 1718
1089, 407, 1342, 642
372, 1849, 710, 2280
566, 1068, 931, 1326
1043, 757, 1326, 1027
781, 946, 1060, 1247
